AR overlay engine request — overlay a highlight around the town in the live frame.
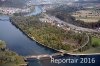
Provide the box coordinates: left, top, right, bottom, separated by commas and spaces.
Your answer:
0, 7, 32, 15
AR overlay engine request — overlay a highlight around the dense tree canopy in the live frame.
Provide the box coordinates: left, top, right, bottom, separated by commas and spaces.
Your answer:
10, 15, 88, 51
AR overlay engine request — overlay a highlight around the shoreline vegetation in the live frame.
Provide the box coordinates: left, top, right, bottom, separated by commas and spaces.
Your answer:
0, 40, 26, 66
10, 16, 99, 54
9, 16, 59, 53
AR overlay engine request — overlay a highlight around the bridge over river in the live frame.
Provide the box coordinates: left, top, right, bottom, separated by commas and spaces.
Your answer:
24, 52, 64, 60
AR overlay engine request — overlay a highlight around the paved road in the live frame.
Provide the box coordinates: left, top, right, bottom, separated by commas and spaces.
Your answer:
44, 14, 99, 33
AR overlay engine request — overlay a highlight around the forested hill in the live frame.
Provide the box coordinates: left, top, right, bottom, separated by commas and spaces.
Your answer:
0, 0, 28, 8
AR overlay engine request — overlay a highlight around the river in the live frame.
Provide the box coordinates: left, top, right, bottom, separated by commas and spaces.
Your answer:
0, 14, 57, 56
0, 6, 100, 66
25, 6, 42, 16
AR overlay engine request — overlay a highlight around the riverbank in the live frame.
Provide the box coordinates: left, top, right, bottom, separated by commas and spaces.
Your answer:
0, 40, 26, 66
9, 18, 58, 53
9, 15, 100, 56
9, 16, 87, 53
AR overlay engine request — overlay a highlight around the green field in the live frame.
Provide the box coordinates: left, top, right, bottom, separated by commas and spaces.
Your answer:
73, 37, 100, 54
92, 37, 100, 46
82, 37, 100, 53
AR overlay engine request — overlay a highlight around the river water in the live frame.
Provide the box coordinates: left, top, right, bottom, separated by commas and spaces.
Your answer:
26, 6, 42, 16
0, 14, 56, 56
0, 6, 100, 66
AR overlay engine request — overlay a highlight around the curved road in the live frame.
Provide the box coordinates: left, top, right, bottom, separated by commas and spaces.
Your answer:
44, 14, 100, 33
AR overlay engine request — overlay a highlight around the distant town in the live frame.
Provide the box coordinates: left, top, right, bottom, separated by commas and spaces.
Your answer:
0, 7, 32, 15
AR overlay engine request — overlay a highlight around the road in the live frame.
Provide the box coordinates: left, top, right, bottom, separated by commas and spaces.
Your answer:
44, 14, 99, 33
40, 14, 91, 52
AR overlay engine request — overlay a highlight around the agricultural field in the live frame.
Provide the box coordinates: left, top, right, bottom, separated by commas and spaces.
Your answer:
72, 9, 100, 23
